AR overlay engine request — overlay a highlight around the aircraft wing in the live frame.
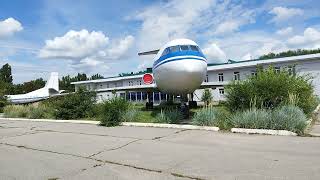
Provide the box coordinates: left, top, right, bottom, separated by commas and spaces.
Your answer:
138, 49, 160, 56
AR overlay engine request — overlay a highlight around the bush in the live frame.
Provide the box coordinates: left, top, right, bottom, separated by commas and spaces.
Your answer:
225, 66, 318, 115
271, 105, 308, 135
229, 108, 271, 129
0, 96, 8, 113
201, 88, 213, 106
155, 109, 183, 124
53, 89, 96, 120
192, 106, 231, 129
229, 105, 308, 134
122, 106, 140, 122
99, 97, 129, 126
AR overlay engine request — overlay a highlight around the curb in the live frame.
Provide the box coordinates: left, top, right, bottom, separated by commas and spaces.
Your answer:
122, 122, 220, 131
231, 128, 297, 136
0, 117, 100, 125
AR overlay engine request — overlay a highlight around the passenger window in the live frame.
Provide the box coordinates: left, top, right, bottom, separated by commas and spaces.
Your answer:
190, 45, 199, 52
169, 46, 180, 53
180, 45, 189, 51
161, 48, 170, 56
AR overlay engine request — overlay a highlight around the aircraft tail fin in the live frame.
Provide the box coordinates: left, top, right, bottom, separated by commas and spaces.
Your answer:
45, 72, 59, 92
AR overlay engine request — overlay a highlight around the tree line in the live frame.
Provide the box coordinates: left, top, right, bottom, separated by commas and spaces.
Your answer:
258, 48, 320, 60
0, 63, 104, 95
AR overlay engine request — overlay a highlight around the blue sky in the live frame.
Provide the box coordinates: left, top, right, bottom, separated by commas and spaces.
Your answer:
0, 0, 320, 83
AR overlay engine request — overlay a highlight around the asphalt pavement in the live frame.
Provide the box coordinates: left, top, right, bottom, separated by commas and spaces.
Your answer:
0, 119, 320, 180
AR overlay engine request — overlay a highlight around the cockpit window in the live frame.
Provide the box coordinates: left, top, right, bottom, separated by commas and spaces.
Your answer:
190, 45, 199, 52
161, 47, 170, 56
169, 46, 180, 53
180, 45, 189, 51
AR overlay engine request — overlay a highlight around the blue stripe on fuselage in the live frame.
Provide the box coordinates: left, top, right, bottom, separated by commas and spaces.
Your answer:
153, 50, 206, 67
153, 57, 206, 70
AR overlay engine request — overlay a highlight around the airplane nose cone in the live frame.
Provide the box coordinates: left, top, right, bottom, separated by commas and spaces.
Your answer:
153, 59, 207, 94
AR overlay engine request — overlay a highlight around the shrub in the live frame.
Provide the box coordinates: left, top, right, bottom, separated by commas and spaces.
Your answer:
99, 97, 129, 126
3, 105, 29, 118
201, 88, 213, 106
225, 66, 317, 115
155, 109, 183, 124
122, 106, 140, 122
271, 105, 308, 135
191, 106, 230, 128
53, 89, 96, 120
0, 96, 8, 113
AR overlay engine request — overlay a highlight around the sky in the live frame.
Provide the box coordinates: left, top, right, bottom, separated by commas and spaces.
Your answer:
0, 0, 320, 83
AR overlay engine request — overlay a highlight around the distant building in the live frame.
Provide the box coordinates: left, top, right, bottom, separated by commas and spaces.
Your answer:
72, 53, 320, 103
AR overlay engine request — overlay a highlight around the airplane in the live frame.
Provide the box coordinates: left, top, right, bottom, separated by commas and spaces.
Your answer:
143, 38, 207, 95
138, 39, 207, 102
6, 72, 63, 104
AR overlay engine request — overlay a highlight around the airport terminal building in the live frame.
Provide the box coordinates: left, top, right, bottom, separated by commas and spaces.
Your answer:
72, 53, 320, 104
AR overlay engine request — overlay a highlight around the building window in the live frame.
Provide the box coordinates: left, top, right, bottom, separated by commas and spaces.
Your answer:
219, 88, 224, 95
204, 74, 209, 82
251, 71, 257, 76
218, 73, 224, 82
275, 67, 280, 73
138, 80, 142, 85
287, 65, 295, 75
128, 81, 133, 86
106, 84, 109, 88
234, 72, 240, 81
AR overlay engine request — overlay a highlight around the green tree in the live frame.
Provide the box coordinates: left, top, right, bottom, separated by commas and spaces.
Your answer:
201, 88, 213, 106
90, 73, 104, 80
0, 81, 9, 112
258, 48, 320, 60
225, 66, 318, 115
0, 63, 13, 84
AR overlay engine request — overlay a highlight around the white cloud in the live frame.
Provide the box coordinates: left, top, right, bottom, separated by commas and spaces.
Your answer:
39, 29, 135, 73
133, 0, 256, 50
269, 7, 303, 23
287, 27, 320, 49
99, 35, 135, 60
0, 18, 23, 38
39, 29, 109, 59
276, 27, 293, 36
241, 53, 252, 60
202, 43, 226, 62
214, 21, 240, 35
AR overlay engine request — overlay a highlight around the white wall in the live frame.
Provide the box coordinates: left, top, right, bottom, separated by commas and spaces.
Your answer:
75, 58, 320, 103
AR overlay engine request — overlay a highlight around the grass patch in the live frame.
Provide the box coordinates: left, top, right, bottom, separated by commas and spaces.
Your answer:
229, 105, 308, 135
192, 106, 231, 129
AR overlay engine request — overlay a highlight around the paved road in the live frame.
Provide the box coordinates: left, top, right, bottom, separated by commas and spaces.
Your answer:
0, 119, 320, 180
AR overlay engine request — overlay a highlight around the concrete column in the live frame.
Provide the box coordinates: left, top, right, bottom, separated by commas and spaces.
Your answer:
135, 92, 138, 102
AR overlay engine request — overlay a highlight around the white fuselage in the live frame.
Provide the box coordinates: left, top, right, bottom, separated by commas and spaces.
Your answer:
6, 72, 60, 104
152, 39, 207, 94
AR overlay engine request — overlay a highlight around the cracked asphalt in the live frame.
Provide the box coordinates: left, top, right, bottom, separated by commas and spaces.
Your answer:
0, 119, 320, 180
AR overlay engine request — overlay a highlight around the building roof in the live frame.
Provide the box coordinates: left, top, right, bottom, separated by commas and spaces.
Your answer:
72, 53, 320, 85
207, 53, 320, 71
